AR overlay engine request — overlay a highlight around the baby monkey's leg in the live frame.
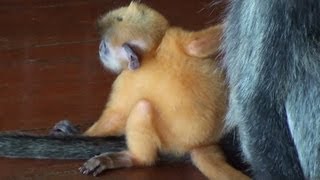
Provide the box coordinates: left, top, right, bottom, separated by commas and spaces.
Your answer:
191, 145, 250, 180
79, 100, 161, 176
125, 100, 160, 165
84, 108, 126, 137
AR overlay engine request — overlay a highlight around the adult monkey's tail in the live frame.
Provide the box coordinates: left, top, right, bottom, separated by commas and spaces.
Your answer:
0, 133, 126, 160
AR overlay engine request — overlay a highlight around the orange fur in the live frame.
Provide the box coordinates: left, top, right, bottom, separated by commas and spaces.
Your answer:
84, 2, 249, 179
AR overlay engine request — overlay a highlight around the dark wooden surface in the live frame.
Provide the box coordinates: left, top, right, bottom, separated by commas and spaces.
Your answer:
0, 0, 224, 179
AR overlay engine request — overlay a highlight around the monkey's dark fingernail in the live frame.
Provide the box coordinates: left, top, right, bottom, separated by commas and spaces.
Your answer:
78, 167, 83, 172
79, 167, 88, 174
83, 169, 90, 175
80, 169, 85, 174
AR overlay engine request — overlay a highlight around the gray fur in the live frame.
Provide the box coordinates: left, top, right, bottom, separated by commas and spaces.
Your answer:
0, 132, 189, 163
223, 0, 320, 179
0, 133, 126, 160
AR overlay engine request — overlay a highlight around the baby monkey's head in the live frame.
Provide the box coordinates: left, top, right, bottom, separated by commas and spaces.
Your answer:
97, 1, 169, 73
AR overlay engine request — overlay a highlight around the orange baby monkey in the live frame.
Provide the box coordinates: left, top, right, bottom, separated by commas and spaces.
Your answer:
80, 2, 249, 179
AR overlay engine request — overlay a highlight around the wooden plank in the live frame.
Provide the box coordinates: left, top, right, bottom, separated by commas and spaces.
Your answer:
0, 158, 206, 180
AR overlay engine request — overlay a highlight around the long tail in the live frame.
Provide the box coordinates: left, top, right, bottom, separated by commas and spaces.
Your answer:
0, 133, 126, 160
0, 132, 189, 163
0, 130, 248, 166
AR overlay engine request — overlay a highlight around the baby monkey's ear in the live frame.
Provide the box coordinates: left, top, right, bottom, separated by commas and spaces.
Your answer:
185, 25, 222, 58
122, 43, 140, 70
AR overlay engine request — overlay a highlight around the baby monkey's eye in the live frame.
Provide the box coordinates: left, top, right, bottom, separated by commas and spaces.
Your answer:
116, 17, 123, 21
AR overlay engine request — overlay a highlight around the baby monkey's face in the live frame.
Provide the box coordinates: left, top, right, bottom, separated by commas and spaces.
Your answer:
96, 2, 170, 74
97, 3, 145, 74
99, 39, 140, 74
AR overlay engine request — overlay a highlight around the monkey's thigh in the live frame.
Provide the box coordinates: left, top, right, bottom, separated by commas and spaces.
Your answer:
126, 99, 161, 165
286, 79, 320, 178
231, 91, 303, 179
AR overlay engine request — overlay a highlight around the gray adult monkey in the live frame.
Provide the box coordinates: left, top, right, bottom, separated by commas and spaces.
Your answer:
223, 0, 320, 179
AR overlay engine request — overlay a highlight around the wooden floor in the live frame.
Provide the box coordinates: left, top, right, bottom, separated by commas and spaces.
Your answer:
0, 0, 225, 179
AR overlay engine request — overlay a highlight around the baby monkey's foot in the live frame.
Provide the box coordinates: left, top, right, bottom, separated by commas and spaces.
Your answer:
79, 151, 134, 176
49, 120, 80, 136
